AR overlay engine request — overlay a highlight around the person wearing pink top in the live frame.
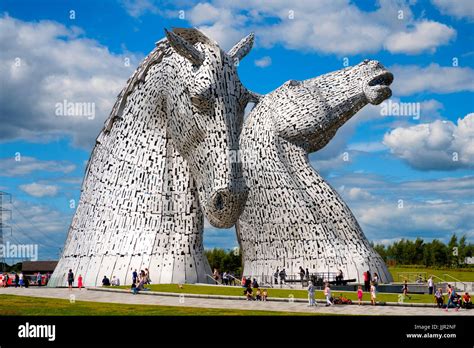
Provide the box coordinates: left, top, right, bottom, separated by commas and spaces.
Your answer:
77, 274, 83, 290
357, 285, 363, 305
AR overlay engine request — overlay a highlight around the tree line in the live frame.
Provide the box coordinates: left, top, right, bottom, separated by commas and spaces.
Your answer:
205, 234, 473, 276
373, 234, 473, 268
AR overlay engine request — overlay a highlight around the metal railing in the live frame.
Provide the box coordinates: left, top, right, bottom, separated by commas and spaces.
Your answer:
206, 274, 222, 285
443, 273, 468, 292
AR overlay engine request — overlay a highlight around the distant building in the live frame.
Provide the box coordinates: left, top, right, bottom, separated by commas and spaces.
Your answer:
22, 261, 58, 276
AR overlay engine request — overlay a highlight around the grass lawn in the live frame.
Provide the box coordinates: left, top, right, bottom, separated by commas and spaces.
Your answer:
388, 266, 474, 282
0, 294, 320, 316
116, 283, 436, 304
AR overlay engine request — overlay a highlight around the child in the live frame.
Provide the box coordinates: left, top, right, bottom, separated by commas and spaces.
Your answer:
77, 274, 83, 290
262, 289, 268, 301
402, 280, 411, 299
324, 283, 332, 306
131, 282, 138, 295
357, 285, 363, 305
256, 288, 261, 301
370, 282, 376, 306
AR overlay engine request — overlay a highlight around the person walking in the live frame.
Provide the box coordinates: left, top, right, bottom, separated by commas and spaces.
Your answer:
77, 274, 83, 290
402, 280, 411, 299
357, 285, 363, 305
305, 268, 310, 281
36, 272, 42, 286
145, 268, 151, 284
428, 276, 434, 295
279, 268, 286, 285
446, 284, 459, 312
299, 266, 305, 286
67, 269, 74, 291
19, 272, 24, 287
370, 282, 377, 306
132, 269, 138, 284
324, 283, 332, 306
307, 281, 316, 307
14, 273, 19, 288
274, 267, 279, 285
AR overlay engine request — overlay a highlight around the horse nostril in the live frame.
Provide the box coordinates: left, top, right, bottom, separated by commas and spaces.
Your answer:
215, 193, 224, 211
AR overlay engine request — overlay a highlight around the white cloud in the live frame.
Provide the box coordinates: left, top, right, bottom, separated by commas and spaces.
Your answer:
0, 15, 139, 149
385, 20, 455, 54
390, 64, 474, 96
432, 0, 474, 20
0, 156, 76, 177
19, 182, 59, 197
188, 2, 222, 25
347, 142, 387, 152
383, 114, 474, 170
356, 200, 473, 238
120, 0, 160, 18
345, 187, 375, 200
179, 0, 455, 55
328, 175, 474, 242
254, 56, 272, 68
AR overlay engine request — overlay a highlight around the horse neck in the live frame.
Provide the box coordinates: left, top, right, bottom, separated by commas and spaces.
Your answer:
79, 57, 201, 233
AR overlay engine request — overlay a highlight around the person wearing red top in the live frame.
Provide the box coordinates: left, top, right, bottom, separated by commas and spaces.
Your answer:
462, 292, 471, 309
363, 272, 369, 291
77, 274, 83, 290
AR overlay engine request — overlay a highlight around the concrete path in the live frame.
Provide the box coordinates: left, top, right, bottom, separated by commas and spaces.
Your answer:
1, 287, 472, 316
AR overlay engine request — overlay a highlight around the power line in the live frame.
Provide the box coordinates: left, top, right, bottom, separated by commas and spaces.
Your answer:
9, 221, 58, 250
10, 201, 64, 249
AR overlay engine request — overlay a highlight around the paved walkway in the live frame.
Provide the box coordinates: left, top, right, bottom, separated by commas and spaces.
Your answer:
0, 287, 472, 316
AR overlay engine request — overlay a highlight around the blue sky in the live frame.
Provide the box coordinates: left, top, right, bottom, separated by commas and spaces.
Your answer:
0, 0, 473, 261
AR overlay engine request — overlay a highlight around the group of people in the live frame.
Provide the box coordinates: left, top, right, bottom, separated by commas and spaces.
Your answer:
362, 270, 379, 291
274, 267, 288, 285
130, 269, 151, 294
307, 282, 378, 307
67, 269, 83, 290
212, 269, 238, 285
1, 271, 51, 287
241, 276, 268, 301
434, 284, 471, 311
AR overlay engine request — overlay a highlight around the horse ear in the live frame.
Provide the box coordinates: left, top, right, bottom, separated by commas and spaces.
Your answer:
228, 33, 254, 62
164, 28, 204, 66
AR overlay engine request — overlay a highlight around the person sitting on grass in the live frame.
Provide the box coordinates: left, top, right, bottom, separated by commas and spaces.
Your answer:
102, 275, 111, 286
434, 288, 444, 308
262, 289, 268, 301
256, 288, 261, 301
131, 282, 138, 295
245, 286, 254, 301
462, 292, 472, 309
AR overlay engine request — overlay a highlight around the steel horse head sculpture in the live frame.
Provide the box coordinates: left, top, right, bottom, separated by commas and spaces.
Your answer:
237, 60, 395, 284
49, 28, 255, 286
